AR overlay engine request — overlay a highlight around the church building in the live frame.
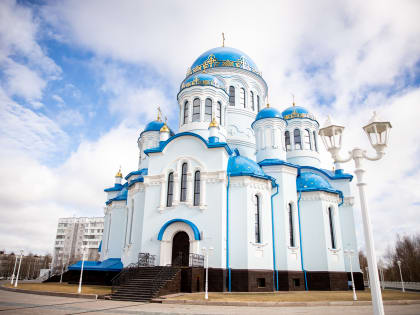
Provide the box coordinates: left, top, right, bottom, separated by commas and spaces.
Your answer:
100, 45, 363, 292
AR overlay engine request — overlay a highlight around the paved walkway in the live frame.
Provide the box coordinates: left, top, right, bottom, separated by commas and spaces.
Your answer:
0, 289, 419, 314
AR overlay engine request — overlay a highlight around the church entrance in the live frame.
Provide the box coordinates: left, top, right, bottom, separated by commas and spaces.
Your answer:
172, 231, 190, 266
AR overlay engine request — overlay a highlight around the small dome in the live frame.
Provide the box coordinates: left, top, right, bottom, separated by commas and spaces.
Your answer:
180, 73, 225, 93
254, 107, 283, 122
187, 47, 261, 77
282, 106, 315, 120
297, 172, 332, 191
228, 155, 266, 177
141, 120, 174, 137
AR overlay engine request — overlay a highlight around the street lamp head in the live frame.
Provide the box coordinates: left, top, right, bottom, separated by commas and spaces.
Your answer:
363, 111, 392, 154
397, 260, 401, 266
318, 115, 345, 158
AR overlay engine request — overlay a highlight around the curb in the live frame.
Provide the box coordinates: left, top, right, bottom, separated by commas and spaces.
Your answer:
0, 285, 98, 300
153, 298, 420, 307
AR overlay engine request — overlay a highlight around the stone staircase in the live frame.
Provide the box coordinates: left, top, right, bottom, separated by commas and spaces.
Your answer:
110, 266, 180, 302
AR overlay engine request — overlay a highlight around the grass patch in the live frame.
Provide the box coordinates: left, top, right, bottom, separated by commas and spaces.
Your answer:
4, 282, 111, 295
167, 290, 420, 302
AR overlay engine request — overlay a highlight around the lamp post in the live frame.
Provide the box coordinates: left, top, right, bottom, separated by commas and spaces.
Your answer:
60, 257, 66, 284
365, 267, 370, 288
14, 250, 24, 287
397, 260, 405, 292
10, 254, 18, 285
201, 247, 214, 300
319, 112, 392, 315
77, 247, 86, 294
344, 249, 357, 301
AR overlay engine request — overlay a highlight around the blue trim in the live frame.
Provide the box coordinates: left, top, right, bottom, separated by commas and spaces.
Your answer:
128, 176, 144, 188
271, 182, 279, 291
144, 132, 233, 156
259, 159, 353, 182
104, 183, 123, 192
226, 174, 231, 292
300, 165, 353, 181
157, 219, 201, 241
208, 136, 219, 143
105, 184, 128, 205
125, 168, 148, 180
297, 190, 308, 291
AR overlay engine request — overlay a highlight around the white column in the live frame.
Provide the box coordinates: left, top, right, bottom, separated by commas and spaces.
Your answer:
172, 174, 180, 205
187, 173, 193, 205
200, 174, 206, 207
159, 180, 166, 209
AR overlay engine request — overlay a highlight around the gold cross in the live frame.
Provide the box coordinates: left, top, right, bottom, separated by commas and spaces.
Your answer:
291, 93, 295, 106
222, 33, 225, 47
157, 106, 162, 121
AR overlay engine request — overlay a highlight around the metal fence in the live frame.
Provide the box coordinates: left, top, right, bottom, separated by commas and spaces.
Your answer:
364, 281, 420, 291
138, 253, 156, 267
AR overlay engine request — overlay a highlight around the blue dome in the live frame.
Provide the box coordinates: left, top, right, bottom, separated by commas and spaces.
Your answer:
297, 172, 333, 191
228, 155, 266, 178
187, 47, 261, 77
144, 120, 165, 132
140, 120, 174, 137
282, 106, 315, 120
180, 73, 225, 92
254, 107, 283, 122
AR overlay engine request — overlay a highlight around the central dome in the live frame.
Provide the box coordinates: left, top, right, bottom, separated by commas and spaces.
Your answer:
188, 47, 260, 77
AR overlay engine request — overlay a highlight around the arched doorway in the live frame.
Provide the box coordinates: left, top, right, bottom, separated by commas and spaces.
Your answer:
172, 231, 190, 266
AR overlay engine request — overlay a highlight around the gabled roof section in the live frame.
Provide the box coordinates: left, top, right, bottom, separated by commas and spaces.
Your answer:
106, 183, 128, 205
104, 183, 123, 192
125, 168, 148, 180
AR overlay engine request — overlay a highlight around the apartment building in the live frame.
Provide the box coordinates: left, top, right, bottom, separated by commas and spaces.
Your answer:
52, 217, 104, 270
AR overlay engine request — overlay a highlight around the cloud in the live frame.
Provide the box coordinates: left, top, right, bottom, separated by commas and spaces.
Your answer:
0, 123, 139, 254
0, 0, 61, 103
0, 88, 68, 161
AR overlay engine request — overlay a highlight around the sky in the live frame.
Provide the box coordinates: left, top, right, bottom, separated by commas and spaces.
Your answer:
0, 0, 419, 259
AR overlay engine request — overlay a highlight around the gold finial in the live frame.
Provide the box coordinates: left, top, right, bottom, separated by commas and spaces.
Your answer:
266, 103, 270, 108
157, 106, 162, 121
160, 123, 169, 133
115, 167, 122, 178
222, 33, 225, 47
291, 93, 295, 106
209, 117, 218, 128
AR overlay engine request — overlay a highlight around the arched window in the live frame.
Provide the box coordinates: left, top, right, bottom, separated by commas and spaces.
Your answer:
288, 203, 295, 247
313, 131, 318, 152
183, 101, 189, 125
193, 171, 200, 206
294, 129, 302, 150
257, 95, 260, 112
167, 172, 174, 207
304, 129, 312, 150
217, 101, 222, 125
285, 131, 291, 151
229, 86, 235, 106
328, 206, 336, 249
205, 98, 212, 122
180, 163, 188, 202
192, 98, 200, 122
250, 91, 255, 111
254, 195, 261, 243
240, 88, 246, 108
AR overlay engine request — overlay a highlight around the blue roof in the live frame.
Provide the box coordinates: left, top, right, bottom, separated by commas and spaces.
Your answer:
125, 168, 148, 180
228, 154, 266, 178
68, 258, 122, 272
253, 107, 284, 125
106, 184, 127, 205
187, 46, 261, 77
104, 183, 123, 192
140, 120, 175, 137
180, 73, 226, 93
282, 105, 316, 121
297, 171, 340, 195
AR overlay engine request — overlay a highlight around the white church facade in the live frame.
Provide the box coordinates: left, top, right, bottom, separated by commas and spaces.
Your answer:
100, 46, 363, 291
